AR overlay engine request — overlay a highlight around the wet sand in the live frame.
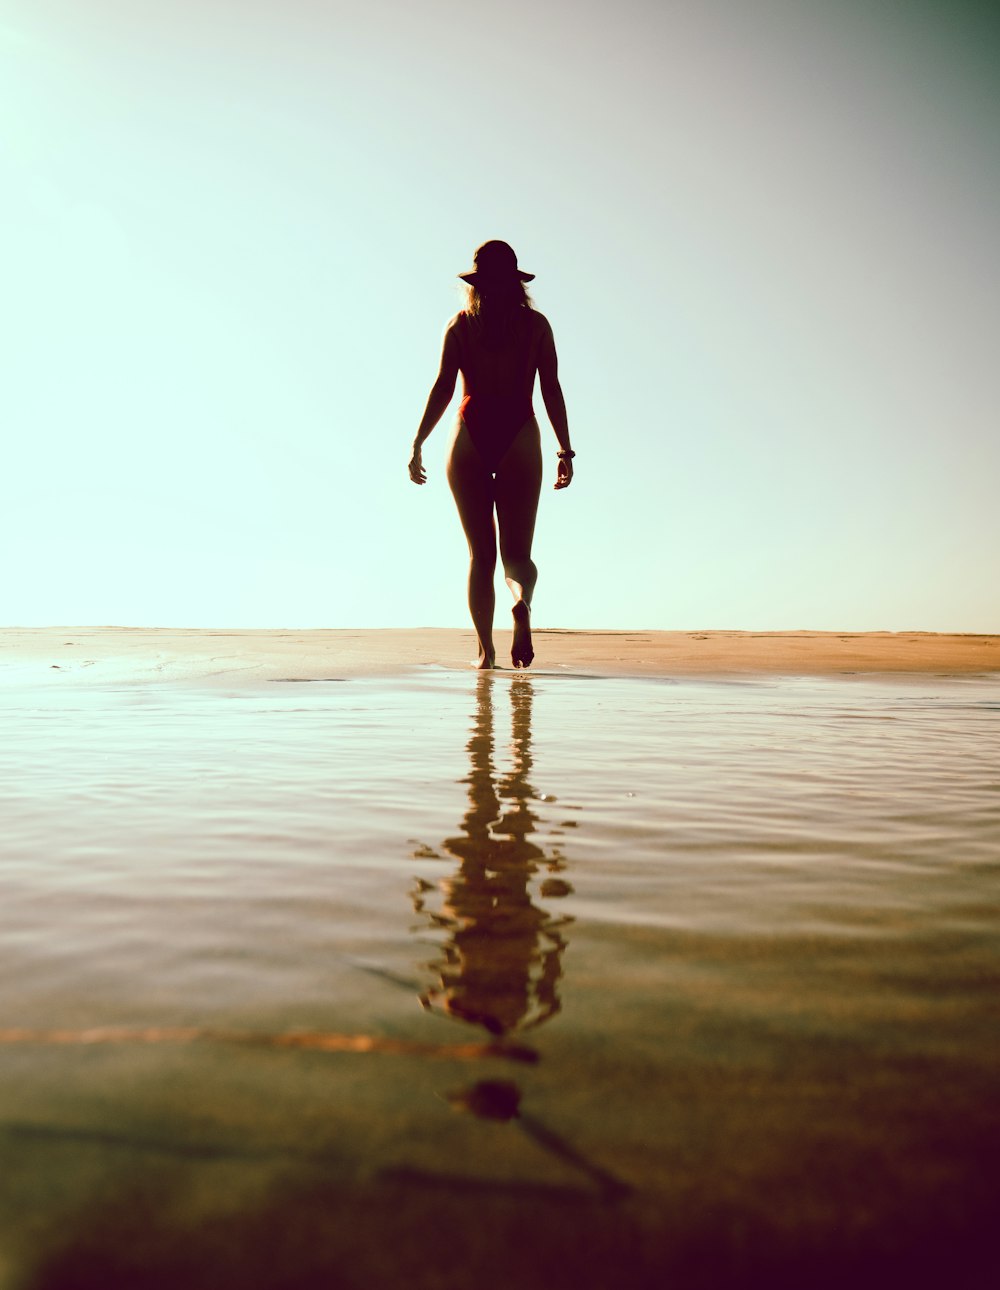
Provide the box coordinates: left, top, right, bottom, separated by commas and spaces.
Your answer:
2, 625, 998, 684
2, 640, 998, 1288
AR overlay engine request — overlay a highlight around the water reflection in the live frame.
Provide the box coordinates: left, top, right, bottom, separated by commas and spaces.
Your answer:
410, 677, 633, 1197
413, 674, 574, 1039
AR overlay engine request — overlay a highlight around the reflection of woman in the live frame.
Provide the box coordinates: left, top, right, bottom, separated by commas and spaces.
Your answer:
408, 241, 575, 670
414, 675, 572, 1037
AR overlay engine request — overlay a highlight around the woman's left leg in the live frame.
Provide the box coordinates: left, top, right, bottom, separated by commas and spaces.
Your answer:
494, 418, 542, 668
447, 421, 500, 668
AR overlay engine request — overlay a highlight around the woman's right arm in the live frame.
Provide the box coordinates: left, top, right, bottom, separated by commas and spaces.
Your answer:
409, 322, 460, 485
537, 316, 574, 490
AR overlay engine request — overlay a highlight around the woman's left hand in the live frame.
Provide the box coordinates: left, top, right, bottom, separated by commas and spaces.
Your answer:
408, 448, 427, 485
554, 456, 573, 490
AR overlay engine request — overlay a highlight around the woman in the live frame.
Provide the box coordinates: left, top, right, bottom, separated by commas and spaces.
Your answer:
408, 240, 574, 670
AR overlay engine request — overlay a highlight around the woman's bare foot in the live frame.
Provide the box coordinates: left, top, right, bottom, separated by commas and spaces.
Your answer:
511, 601, 533, 669
475, 646, 495, 670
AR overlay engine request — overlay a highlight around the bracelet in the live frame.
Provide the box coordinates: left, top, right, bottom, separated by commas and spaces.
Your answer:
556, 449, 576, 459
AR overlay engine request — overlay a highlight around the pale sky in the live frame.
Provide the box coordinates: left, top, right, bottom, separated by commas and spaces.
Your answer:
3, 0, 998, 630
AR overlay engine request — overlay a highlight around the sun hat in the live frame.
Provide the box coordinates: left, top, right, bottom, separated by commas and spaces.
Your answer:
458, 240, 535, 284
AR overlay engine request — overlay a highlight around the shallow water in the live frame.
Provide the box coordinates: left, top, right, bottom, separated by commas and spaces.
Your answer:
1, 670, 998, 1288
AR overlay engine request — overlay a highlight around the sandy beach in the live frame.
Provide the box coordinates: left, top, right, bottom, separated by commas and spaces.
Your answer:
2, 631, 998, 1288
2, 626, 997, 685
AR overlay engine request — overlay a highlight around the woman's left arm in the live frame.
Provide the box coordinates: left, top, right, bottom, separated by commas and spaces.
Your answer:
409, 323, 460, 485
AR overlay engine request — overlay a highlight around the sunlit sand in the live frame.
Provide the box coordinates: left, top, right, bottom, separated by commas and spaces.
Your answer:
2, 625, 997, 684
1, 631, 997, 1287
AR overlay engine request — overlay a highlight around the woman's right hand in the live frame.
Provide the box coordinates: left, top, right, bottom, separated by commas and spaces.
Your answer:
554, 455, 574, 490
408, 447, 426, 485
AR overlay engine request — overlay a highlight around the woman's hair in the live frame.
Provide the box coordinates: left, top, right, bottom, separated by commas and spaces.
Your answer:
465, 279, 534, 317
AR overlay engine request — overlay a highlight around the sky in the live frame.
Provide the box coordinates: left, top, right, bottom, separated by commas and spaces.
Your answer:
3, 0, 998, 630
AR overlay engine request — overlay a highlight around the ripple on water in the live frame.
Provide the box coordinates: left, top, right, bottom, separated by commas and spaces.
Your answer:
1, 669, 998, 1286
0, 672, 997, 1012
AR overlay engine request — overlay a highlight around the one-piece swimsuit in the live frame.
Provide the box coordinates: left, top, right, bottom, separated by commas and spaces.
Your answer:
456, 310, 538, 473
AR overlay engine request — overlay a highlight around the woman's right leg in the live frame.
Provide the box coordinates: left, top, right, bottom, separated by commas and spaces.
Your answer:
446, 422, 498, 669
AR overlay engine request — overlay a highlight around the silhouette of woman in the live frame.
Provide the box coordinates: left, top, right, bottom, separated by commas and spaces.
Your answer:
408, 241, 574, 670
412, 674, 574, 1038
